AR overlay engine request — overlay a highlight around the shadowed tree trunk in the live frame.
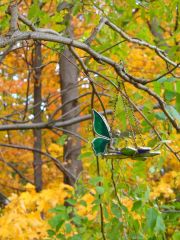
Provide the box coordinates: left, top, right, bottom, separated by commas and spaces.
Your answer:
59, 22, 83, 186
33, 42, 43, 192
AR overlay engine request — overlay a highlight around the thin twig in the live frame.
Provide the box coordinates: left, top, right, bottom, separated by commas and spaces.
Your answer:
69, 46, 108, 120
96, 156, 106, 240
0, 154, 33, 184
105, 18, 179, 67
146, 63, 180, 84
85, 17, 107, 45
0, 142, 76, 182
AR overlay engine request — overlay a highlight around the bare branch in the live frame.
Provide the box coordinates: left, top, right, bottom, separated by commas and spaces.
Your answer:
104, 18, 179, 67
0, 30, 177, 72
0, 110, 113, 131
18, 14, 62, 36
0, 44, 14, 63
85, 17, 107, 45
146, 63, 180, 84
0, 17, 178, 131
51, 127, 88, 143
18, 14, 36, 31
50, 91, 109, 120
0, 154, 33, 184
114, 64, 180, 132
0, 143, 76, 182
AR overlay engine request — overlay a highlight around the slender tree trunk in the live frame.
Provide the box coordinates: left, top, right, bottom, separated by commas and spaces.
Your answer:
33, 42, 42, 192
59, 26, 82, 186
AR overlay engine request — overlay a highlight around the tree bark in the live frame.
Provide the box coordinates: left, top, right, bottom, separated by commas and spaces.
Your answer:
59, 22, 82, 186
59, 48, 83, 186
33, 42, 43, 192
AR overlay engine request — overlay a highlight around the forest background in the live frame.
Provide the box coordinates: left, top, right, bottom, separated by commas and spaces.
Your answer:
0, 0, 179, 239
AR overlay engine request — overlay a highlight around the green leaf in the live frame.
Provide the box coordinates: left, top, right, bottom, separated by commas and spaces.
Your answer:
111, 203, 121, 218
56, 220, 64, 231
147, 137, 159, 148
92, 198, 102, 206
57, 233, 66, 239
145, 208, 158, 231
132, 200, 142, 211
89, 176, 103, 185
164, 90, 176, 101
120, 203, 128, 212
79, 199, 87, 207
158, 76, 177, 83
65, 223, 72, 233
132, 161, 146, 179
154, 112, 167, 120
173, 231, 180, 240
95, 186, 105, 195
0, 14, 9, 32
155, 215, 165, 233
72, 216, 82, 225
144, 187, 150, 201
56, 135, 68, 145
109, 217, 122, 240
165, 105, 180, 123
48, 215, 64, 229
65, 198, 76, 205
153, 82, 161, 95
73, 1, 83, 15
28, 2, 42, 21
47, 229, 56, 237
117, 100, 127, 130
39, 12, 51, 26
104, 205, 109, 219
70, 234, 82, 240
49, 205, 66, 213
133, 93, 143, 100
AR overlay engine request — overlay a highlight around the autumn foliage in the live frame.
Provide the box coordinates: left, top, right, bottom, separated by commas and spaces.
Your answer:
0, 0, 180, 239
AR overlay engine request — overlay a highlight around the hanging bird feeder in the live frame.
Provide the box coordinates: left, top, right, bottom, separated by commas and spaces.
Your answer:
91, 81, 160, 160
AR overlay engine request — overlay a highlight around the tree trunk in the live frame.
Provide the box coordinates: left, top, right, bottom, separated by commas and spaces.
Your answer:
33, 42, 42, 192
59, 44, 82, 186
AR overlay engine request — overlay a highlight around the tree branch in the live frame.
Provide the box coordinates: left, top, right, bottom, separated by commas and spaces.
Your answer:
0, 111, 112, 131
114, 64, 180, 132
7, 2, 19, 36
146, 63, 180, 84
0, 18, 178, 131
0, 143, 76, 183
85, 17, 107, 45
104, 18, 179, 67
0, 155, 33, 184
